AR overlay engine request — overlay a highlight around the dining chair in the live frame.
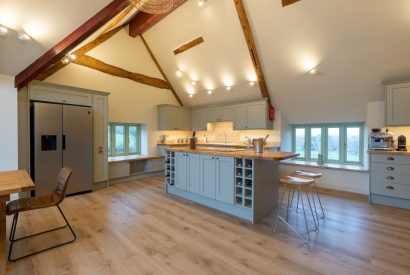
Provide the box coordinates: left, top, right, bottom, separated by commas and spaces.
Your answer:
6, 167, 76, 261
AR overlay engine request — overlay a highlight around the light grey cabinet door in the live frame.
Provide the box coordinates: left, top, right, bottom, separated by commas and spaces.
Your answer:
188, 153, 200, 194
233, 104, 247, 130
215, 156, 234, 204
200, 155, 216, 199
246, 101, 266, 129
208, 107, 221, 122
220, 106, 234, 122
386, 82, 410, 126
93, 95, 108, 183
175, 152, 188, 190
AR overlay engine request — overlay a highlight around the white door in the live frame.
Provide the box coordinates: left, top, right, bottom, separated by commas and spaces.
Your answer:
93, 95, 108, 183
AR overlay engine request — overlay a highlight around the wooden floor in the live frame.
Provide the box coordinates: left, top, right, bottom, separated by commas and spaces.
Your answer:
6, 176, 410, 275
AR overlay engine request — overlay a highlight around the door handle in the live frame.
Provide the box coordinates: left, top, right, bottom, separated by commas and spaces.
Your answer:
386, 186, 394, 190
386, 176, 394, 180
62, 135, 66, 150
98, 146, 103, 154
386, 167, 394, 171
387, 157, 395, 161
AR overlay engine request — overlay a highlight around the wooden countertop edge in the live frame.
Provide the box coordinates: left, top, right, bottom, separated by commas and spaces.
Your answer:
157, 143, 280, 148
108, 155, 164, 164
165, 148, 298, 161
368, 150, 410, 156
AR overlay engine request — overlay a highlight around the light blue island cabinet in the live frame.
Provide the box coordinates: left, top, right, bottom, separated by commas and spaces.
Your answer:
165, 149, 297, 223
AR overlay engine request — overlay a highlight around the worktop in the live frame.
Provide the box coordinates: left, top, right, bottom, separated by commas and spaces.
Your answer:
165, 148, 297, 161
368, 150, 410, 156
158, 142, 281, 148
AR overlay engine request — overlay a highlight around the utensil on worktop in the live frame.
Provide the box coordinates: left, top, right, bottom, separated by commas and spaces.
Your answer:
263, 134, 269, 143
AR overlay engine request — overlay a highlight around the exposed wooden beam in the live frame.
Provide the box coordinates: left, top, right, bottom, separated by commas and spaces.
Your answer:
233, 0, 272, 106
37, 24, 127, 81
128, 0, 187, 37
15, 0, 129, 90
73, 55, 171, 90
140, 35, 183, 106
173, 37, 204, 55
101, 4, 134, 34
282, 0, 300, 7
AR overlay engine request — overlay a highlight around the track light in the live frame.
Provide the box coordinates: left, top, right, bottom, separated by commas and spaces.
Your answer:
208, 90, 213, 95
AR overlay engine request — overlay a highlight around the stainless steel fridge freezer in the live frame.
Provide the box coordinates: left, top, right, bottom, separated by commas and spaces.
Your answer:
31, 102, 93, 195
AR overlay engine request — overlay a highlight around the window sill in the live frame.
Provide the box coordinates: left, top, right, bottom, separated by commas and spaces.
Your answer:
280, 159, 368, 173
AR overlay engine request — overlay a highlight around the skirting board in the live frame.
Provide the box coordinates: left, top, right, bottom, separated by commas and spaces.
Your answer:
370, 194, 410, 210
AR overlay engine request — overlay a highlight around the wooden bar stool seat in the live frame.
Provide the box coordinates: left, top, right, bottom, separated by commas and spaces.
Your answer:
274, 175, 318, 242
292, 170, 325, 219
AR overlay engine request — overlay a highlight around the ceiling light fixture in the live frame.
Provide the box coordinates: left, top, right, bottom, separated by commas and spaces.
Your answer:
0, 26, 8, 36
128, 0, 174, 14
176, 70, 183, 77
198, 0, 207, 7
309, 68, 319, 75
17, 32, 30, 42
69, 53, 77, 61
208, 90, 213, 95
226, 86, 232, 91
189, 94, 194, 98
191, 81, 197, 86
249, 81, 256, 87
61, 57, 70, 64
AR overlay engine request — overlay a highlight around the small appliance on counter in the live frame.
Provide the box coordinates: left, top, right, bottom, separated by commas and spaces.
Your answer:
397, 135, 407, 151
369, 128, 394, 151
189, 131, 197, 149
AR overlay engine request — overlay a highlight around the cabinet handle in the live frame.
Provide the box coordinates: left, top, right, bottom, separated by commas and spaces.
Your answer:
387, 176, 395, 180
387, 157, 395, 161
386, 167, 395, 171
98, 145, 103, 154
212, 157, 215, 160
386, 186, 394, 190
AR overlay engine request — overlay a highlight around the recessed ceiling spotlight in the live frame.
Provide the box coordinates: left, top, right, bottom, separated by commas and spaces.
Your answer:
208, 90, 213, 95
226, 86, 232, 91
17, 32, 30, 42
69, 53, 76, 61
309, 68, 319, 75
176, 70, 183, 77
0, 26, 8, 36
198, 0, 207, 7
189, 94, 194, 98
191, 81, 197, 86
249, 81, 256, 87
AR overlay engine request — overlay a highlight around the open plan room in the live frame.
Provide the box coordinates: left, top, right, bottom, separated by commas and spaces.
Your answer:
1, 0, 410, 274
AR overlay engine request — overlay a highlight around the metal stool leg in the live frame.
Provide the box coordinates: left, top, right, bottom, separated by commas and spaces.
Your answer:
299, 186, 311, 242
274, 183, 287, 232
313, 182, 325, 219
305, 185, 319, 231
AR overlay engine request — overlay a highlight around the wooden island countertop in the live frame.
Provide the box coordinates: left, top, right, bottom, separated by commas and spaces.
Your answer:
165, 148, 298, 161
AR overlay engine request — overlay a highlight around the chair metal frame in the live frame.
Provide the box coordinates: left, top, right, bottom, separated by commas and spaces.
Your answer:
8, 204, 76, 262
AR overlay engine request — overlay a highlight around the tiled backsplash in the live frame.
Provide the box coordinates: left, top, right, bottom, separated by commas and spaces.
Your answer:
157, 122, 281, 144
388, 127, 410, 146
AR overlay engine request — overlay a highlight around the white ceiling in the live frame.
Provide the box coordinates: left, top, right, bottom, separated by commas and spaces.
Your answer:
0, 0, 112, 75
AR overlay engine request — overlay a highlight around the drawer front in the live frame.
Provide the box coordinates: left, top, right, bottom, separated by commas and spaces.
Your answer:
371, 163, 410, 175
30, 85, 93, 106
370, 154, 410, 165
371, 172, 410, 186
371, 180, 410, 200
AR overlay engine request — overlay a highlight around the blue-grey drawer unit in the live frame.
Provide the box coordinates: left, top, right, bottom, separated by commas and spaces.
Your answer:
370, 153, 410, 209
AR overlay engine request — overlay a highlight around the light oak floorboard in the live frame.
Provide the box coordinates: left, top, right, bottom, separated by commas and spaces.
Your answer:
6, 176, 410, 275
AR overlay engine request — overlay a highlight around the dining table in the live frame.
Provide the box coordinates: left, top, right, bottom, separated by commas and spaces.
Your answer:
0, 170, 35, 273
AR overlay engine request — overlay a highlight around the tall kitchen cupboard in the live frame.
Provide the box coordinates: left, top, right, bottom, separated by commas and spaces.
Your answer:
18, 80, 109, 186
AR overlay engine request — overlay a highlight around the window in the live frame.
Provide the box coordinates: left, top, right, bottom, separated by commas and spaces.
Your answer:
292, 123, 364, 165
108, 123, 141, 156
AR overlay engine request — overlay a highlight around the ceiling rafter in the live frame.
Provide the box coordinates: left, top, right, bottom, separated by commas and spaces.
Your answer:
15, 0, 130, 90
233, 0, 272, 106
73, 55, 172, 89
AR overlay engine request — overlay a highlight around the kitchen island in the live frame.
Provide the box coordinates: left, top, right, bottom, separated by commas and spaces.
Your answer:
164, 148, 297, 223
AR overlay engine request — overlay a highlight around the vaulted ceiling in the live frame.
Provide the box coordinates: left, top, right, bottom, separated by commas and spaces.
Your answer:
2, 0, 410, 124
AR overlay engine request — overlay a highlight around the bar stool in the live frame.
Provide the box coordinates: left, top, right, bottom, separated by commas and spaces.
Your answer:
292, 170, 325, 219
274, 176, 318, 242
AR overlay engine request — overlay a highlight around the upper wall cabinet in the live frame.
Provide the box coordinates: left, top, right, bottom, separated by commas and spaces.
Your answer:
234, 100, 273, 130
192, 109, 209, 131
158, 105, 191, 131
386, 82, 410, 126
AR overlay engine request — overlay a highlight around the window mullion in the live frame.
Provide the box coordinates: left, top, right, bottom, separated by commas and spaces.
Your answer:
341, 126, 346, 164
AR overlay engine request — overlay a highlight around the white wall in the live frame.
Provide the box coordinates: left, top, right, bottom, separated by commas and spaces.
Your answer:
46, 30, 179, 155
0, 74, 18, 171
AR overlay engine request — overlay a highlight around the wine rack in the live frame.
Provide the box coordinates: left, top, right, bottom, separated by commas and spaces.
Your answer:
165, 151, 175, 185
234, 158, 254, 208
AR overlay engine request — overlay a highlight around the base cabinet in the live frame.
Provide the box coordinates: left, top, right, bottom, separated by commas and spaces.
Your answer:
188, 154, 200, 194
175, 152, 188, 190
215, 157, 234, 204
200, 155, 217, 198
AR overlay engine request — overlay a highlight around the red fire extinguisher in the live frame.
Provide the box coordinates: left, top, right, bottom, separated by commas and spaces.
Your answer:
269, 105, 275, 121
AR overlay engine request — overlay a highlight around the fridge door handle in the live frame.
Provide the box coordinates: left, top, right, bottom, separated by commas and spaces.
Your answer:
62, 135, 66, 150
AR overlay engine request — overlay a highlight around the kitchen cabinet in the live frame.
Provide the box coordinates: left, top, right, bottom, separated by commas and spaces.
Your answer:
208, 107, 221, 122
200, 155, 217, 198
233, 104, 247, 130
386, 81, 410, 126
215, 156, 235, 204
175, 152, 188, 190
220, 106, 234, 122
207, 106, 234, 122
158, 105, 191, 130
234, 100, 272, 130
29, 83, 93, 106
93, 95, 109, 183
188, 154, 201, 194
191, 109, 209, 131
369, 152, 410, 209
